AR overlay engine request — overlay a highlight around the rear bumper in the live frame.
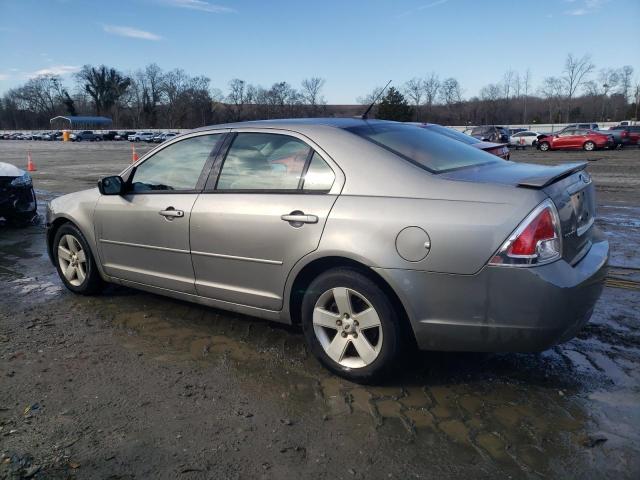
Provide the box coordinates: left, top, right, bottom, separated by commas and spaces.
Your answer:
376, 229, 609, 352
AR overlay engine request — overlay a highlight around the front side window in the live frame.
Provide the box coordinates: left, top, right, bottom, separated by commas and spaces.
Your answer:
217, 133, 311, 190
345, 123, 501, 173
130, 134, 222, 192
558, 130, 575, 137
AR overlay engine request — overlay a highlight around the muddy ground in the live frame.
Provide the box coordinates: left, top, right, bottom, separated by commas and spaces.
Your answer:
1, 141, 639, 479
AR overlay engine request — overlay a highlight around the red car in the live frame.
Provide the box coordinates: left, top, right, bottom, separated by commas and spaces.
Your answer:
417, 123, 510, 159
537, 128, 613, 152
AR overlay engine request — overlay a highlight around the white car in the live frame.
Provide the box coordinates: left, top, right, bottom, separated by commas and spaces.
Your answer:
128, 132, 155, 142
509, 131, 540, 148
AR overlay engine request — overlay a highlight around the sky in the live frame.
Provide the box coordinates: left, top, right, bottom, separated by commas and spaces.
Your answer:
0, 0, 638, 103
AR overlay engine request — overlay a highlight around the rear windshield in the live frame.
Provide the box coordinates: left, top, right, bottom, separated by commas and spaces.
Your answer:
424, 124, 478, 145
345, 123, 501, 173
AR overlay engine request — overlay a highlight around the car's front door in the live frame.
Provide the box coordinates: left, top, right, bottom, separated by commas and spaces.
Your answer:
94, 132, 225, 293
189, 131, 342, 310
554, 129, 575, 148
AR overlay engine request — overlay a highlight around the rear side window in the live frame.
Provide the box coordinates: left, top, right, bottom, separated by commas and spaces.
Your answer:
217, 133, 311, 190
345, 123, 501, 173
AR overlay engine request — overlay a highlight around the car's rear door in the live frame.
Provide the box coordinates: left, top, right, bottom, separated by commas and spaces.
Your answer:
94, 132, 226, 293
189, 130, 343, 310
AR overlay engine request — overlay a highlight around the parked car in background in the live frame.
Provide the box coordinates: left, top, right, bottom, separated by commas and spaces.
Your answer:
618, 120, 638, 127
46, 119, 608, 382
151, 132, 165, 143
100, 131, 119, 141
509, 131, 540, 149
0, 162, 37, 226
611, 125, 640, 145
154, 132, 178, 143
537, 129, 613, 151
129, 132, 155, 142
508, 128, 527, 135
115, 131, 136, 141
416, 123, 510, 159
556, 123, 599, 134
604, 126, 639, 147
470, 125, 510, 143
71, 131, 100, 142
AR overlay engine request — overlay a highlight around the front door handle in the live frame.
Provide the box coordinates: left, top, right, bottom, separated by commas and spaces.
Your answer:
281, 211, 318, 227
159, 207, 184, 219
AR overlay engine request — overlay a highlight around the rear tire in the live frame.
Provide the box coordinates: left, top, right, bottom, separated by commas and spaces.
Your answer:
539, 141, 550, 151
301, 267, 404, 383
583, 141, 595, 151
53, 223, 104, 295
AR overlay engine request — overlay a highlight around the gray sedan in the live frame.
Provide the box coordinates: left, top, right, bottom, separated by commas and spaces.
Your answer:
46, 119, 609, 382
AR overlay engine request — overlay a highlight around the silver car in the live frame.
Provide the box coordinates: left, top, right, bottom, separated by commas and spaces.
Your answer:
46, 119, 609, 382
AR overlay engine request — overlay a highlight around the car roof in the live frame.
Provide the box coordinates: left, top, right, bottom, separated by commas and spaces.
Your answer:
193, 117, 400, 133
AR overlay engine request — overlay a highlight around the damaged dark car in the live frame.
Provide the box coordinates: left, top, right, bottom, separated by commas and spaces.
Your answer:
0, 162, 37, 226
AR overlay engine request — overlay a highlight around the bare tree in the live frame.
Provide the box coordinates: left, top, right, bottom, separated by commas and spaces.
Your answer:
357, 85, 386, 105
540, 76, 564, 123
403, 77, 424, 120
562, 53, 594, 121
502, 70, 515, 100
76, 65, 131, 116
227, 78, 250, 121
423, 73, 440, 117
521, 69, 531, 123
596, 68, 619, 120
301, 77, 325, 107
618, 65, 634, 104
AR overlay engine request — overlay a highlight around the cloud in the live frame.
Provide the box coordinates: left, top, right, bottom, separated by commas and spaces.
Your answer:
103, 24, 162, 40
0, 73, 9, 81
564, 0, 609, 16
160, 0, 236, 13
29, 65, 80, 77
397, 0, 450, 18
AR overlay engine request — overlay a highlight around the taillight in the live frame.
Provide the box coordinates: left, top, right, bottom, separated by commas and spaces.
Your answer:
489, 199, 562, 266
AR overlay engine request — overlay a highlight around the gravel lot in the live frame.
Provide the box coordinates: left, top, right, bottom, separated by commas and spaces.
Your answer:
1, 140, 639, 479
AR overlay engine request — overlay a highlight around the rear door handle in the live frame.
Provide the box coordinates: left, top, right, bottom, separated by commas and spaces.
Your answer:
281, 212, 318, 225
159, 207, 184, 219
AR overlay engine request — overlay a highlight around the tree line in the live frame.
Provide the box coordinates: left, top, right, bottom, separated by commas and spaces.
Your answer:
0, 53, 637, 130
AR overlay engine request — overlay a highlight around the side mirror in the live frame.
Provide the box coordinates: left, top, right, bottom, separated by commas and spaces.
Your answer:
98, 175, 124, 195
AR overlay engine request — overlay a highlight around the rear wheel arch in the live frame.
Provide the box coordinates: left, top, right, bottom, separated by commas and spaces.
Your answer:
288, 256, 415, 345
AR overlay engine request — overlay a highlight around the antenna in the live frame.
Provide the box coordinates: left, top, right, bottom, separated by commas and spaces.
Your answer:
361, 80, 392, 120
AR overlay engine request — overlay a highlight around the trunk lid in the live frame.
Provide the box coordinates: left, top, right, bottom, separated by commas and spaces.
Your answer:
441, 161, 596, 265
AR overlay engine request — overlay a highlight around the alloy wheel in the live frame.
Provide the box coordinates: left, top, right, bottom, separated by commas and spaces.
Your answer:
312, 287, 383, 369
57, 234, 87, 287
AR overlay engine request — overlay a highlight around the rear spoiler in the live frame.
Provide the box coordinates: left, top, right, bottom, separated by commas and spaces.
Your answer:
518, 162, 587, 188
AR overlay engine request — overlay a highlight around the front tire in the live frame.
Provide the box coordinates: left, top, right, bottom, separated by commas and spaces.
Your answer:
53, 223, 104, 295
583, 141, 595, 151
301, 267, 404, 383
539, 141, 550, 151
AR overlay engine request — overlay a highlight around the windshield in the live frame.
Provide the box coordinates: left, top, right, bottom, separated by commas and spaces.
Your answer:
345, 123, 502, 173
423, 124, 478, 145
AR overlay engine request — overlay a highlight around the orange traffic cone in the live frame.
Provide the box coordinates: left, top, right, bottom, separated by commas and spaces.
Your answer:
131, 143, 139, 163
27, 151, 37, 172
